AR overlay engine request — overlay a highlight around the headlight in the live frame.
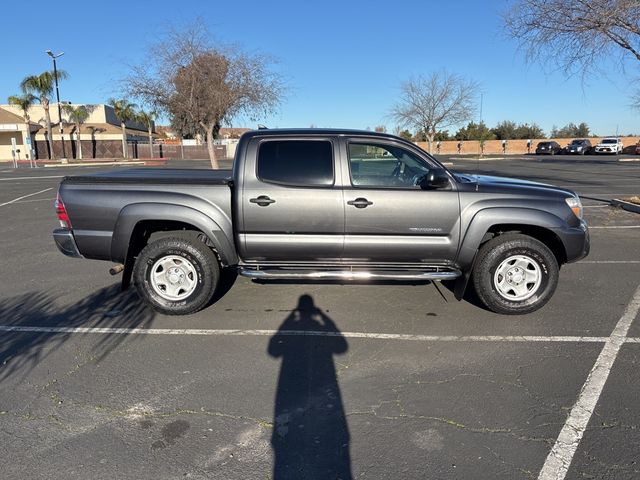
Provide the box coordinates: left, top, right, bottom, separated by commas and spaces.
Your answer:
565, 196, 583, 219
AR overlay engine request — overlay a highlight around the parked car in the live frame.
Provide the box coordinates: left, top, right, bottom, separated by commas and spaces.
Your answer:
566, 139, 592, 155
535, 141, 563, 155
635, 142, 640, 155
594, 137, 623, 154
53, 128, 590, 315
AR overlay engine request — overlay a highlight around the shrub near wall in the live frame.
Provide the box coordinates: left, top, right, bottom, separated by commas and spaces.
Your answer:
416, 137, 640, 155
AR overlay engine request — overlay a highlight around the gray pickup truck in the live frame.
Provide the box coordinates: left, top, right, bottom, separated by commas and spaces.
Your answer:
53, 129, 589, 315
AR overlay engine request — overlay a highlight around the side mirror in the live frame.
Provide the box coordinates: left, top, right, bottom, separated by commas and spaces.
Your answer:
420, 168, 450, 190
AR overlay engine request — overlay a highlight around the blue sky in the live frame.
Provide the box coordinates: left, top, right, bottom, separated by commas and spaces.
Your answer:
1, 0, 637, 136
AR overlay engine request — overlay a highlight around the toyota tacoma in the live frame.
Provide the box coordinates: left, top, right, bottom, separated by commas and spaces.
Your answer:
53, 129, 590, 315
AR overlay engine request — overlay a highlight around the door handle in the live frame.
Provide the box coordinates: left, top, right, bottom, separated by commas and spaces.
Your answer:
250, 195, 276, 207
347, 197, 373, 209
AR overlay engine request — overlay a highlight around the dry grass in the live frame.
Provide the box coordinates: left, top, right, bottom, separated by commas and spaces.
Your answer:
624, 196, 640, 205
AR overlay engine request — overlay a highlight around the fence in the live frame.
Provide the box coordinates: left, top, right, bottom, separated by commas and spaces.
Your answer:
34, 139, 229, 161
416, 137, 640, 155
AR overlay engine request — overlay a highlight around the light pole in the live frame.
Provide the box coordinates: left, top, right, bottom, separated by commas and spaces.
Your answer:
46, 50, 66, 161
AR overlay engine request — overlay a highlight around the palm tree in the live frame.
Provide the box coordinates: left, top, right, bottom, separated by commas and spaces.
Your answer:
136, 109, 157, 158
63, 104, 94, 160
20, 70, 69, 160
7, 94, 36, 157
107, 98, 137, 159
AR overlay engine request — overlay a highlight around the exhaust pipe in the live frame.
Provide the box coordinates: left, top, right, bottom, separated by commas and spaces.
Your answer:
109, 264, 125, 275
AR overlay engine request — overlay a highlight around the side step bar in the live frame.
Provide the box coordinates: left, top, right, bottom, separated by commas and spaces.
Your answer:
239, 268, 461, 281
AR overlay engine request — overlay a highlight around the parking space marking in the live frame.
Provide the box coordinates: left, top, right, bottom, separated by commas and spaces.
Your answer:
0, 325, 618, 343
12, 197, 56, 204
589, 225, 640, 229
0, 175, 64, 181
538, 284, 640, 480
578, 260, 640, 264
0, 188, 53, 207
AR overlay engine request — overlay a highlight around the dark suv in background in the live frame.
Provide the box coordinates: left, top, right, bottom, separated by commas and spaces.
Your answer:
535, 141, 563, 155
566, 139, 592, 155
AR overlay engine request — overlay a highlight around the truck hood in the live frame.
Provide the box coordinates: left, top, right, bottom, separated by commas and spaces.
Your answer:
456, 173, 575, 197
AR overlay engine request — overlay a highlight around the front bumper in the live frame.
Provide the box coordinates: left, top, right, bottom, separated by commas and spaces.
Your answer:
556, 220, 590, 263
53, 228, 83, 258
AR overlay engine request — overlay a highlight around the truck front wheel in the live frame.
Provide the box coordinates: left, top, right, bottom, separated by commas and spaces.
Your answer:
133, 235, 219, 315
472, 234, 559, 315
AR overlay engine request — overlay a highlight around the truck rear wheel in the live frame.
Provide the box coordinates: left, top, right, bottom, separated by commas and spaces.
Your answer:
133, 235, 219, 315
472, 234, 559, 315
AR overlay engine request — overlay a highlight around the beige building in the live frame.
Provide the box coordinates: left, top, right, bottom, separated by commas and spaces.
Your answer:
0, 104, 155, 160
0, 108, 35, 161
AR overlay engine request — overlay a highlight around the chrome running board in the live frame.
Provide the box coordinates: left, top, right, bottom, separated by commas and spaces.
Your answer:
239, 267, 461, 281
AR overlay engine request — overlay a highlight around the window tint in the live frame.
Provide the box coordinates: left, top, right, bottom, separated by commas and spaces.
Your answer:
348, 143, 429, 188
257, 140, 333, 186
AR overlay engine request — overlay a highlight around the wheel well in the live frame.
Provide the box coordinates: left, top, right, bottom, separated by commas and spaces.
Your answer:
481, 224, 567, 265
121, 220, 220, 290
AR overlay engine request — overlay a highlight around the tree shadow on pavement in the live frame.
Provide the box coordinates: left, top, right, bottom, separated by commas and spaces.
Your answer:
268, 294, 352, 480
0, 284, 155, 383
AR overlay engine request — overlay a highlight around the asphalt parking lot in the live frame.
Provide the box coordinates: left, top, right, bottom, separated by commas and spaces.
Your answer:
0, 154, 639, 479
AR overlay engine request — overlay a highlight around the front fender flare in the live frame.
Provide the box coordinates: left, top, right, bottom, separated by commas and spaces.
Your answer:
456, 207, 566, 269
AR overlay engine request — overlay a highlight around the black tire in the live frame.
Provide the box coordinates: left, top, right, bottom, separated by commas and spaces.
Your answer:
133, 235, 219, 315
472, 234, 559, 315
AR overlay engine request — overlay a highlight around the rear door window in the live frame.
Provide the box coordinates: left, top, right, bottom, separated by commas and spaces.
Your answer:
257, 140, 334, 186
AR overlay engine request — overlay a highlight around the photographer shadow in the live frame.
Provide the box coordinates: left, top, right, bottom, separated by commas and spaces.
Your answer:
268, 294, 352, 480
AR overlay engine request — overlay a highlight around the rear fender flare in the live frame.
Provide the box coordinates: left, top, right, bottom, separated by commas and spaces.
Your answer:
111, 203, 238, 265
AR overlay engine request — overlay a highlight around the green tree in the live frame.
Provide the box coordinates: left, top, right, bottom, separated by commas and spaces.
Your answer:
455, 121, 495, 141
108, 98, 138, 158
63, 104, 94, 160
491, 120, 518, 140
20, 70, 69, 160
575, 122, 590, 137
515, 123, 546, 139
396, 129, 413, 141
550, 122, 590, 138
137, 109, 158, 157
434, 130, 451, 141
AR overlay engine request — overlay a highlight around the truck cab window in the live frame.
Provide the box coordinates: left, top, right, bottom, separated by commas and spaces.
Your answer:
348, 143, 429, 188
257, 140, 334, 186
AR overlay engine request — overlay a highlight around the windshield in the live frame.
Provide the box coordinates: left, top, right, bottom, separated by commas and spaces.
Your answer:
602, 139, 617, 144
571, 140, 585, 145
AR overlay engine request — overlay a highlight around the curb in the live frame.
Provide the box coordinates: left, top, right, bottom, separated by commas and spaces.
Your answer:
44, 161, 148, 168
611, 199, 640, 214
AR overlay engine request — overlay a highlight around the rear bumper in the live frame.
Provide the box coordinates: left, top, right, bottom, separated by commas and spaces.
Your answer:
555, 220, 590, 263
53, 228, 83, 258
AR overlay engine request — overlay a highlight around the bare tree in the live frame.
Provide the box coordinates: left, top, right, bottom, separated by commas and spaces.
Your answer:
391, 71, 478, 153
505, 0, 640, 77
123, 22, 284, 168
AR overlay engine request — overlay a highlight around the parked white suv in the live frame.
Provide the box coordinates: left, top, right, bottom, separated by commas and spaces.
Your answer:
594, 137, 623, 154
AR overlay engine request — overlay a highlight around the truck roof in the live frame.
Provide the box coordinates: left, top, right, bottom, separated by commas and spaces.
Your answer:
240, 128, 404, 142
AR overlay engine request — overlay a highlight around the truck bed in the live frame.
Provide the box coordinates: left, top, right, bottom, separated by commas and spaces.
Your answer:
63, 168, 233, 185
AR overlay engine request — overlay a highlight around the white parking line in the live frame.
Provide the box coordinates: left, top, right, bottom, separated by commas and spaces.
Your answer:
538, 284, 640, 480
0, 175, 64, 181
12, 197, 56, 204
0, 325, 616, 343
578, 260, 640, 264
0, 188, 53, 207
589, 225, 640, 229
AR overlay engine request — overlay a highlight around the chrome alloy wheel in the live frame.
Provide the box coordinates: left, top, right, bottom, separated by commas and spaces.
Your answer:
493, 255, 542, 301
149, 255, 198, 301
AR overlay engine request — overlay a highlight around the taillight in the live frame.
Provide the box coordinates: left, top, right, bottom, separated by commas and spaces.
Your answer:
55, 193, 72, 229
